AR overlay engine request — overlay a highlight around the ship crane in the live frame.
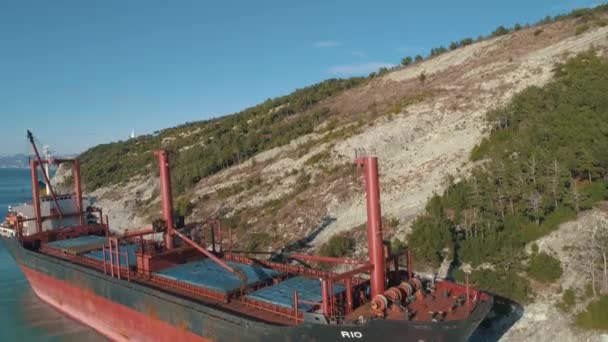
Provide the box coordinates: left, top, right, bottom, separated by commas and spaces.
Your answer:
26, 130, 63, 221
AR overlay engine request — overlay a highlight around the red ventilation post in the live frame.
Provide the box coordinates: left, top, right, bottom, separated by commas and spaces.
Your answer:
321, 279, 330, 316
154, 150, 174, 250
73, 159, 83, 226
356, 156, 386, 298
30, 160, 42, 233
345, 278, 353, 313
293, 290, 299, 322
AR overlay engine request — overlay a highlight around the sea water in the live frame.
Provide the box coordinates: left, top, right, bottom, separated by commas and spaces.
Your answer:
0, 168, 104, 341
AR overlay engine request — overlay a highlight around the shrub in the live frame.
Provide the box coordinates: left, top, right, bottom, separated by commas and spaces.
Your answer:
596, 18, 608, 27
247, 232, 271, 251
175, 196, 194, 217
305, 150, 330, 166
418, 72, 427, 84
534, 29, 544, 36
320, 235, 355, 257
557, 288, 576, 312
454, 269, 533, 304
492, 25, 510, 37
460, 38, 474, 47
527, 252, 562, 283
531, 243, 539, 253
401, 56, 413, 66
414, 55, 424, 63
576, 295, 608, 330
391, 238, 406, 252
576, 24, 591, 35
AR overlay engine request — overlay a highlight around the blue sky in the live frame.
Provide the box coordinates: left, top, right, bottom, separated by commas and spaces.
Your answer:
0, 0, 604, 155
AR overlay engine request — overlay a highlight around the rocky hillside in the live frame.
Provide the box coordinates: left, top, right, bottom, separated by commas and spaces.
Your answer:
84, 11, 608, 248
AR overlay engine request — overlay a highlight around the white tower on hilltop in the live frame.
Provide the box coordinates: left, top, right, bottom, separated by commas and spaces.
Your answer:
130, 129, 135, 139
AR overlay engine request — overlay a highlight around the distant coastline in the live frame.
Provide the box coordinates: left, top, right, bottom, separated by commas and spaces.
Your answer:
0, 154, 31, 169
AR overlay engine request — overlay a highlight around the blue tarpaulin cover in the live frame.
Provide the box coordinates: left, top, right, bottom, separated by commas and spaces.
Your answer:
83, 243, 139, 267
46, 235, 106, 250
153, 259, 279, 294
245, 276, 345, 311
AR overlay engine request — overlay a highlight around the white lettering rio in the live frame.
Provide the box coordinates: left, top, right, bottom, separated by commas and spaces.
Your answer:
340, 331, 363, 338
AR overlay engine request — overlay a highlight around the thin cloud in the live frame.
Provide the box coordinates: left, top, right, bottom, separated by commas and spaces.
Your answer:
396, 46, 425, 55
549, 0, 605, 12
328, 62, 396, 76
315, 41, 342, 48
349, 50, 366, 57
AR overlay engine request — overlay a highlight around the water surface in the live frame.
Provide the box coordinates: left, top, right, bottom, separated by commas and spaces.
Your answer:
0, 168, 105, 341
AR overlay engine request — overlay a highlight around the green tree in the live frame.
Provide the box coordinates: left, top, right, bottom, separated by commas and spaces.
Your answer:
527, 252, 563, 283
492, 25, 510, 37
401, 56, 413, 66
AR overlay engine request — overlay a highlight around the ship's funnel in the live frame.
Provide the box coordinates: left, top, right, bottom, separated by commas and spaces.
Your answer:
355, 156, 386, 297
154, 150, 174, 250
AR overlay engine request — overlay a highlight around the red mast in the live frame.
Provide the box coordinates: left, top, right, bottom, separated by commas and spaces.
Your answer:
30, 160, 42, 233
73, 159, 84, 225
155, 150, 174, 250
356, 156, 386, 298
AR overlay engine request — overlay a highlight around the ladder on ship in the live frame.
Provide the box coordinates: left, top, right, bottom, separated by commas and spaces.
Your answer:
102, 237, 131, 281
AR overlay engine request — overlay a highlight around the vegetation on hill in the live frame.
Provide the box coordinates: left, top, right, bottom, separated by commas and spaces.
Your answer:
79, 77, 365, 193
79, 4, 608, 198
526, 251, 562, 283
576, 295, 608, 330
320, 234, 356, 258
408, 51, 608, 301
398, 4, 608, 70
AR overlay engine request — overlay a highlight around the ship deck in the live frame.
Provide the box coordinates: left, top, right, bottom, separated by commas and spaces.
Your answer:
36, 234, 487, 328
46, 235, 139, 267
152, 259, 279, 294
45, 235, 107, 254
245, 276, 345, 311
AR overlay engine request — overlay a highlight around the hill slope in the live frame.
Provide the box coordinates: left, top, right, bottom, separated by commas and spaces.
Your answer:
83, 11, 608, 247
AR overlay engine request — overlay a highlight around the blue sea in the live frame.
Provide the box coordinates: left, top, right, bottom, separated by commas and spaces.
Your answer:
0, 168, 104, 341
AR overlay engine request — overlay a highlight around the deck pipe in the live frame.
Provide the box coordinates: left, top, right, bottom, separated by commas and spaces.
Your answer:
356, 156, 386, 298
172, 229, 247, 285
121, 227, 155, 239
154, 150, 174, 250
289, 254, 367, 265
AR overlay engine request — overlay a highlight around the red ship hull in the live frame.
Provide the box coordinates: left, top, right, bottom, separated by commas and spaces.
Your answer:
21, 265, 208, 342
3, 237, 493, 342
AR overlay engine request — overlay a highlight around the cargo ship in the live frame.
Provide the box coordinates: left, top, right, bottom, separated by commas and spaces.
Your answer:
0, 130, 493, 341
